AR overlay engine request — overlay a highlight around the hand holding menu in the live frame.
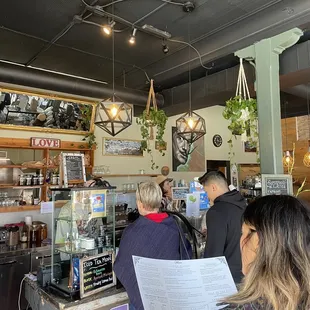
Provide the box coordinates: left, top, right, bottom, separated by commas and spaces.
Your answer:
133, 256, 237, 310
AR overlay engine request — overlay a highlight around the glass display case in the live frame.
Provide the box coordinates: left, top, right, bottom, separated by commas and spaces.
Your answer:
50, 187, 116, 298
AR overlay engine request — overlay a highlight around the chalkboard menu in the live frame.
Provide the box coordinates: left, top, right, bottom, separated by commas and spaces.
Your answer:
80, 252, 116, 298
62, 153, 86, 187
171, 187, 190, 200
262, 174, 293, 196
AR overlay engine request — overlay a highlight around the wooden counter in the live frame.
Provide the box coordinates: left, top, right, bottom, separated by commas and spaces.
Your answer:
24, 278, 129, 310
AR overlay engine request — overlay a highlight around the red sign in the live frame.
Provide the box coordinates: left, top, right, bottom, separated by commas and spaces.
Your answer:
30, 137, 61, 148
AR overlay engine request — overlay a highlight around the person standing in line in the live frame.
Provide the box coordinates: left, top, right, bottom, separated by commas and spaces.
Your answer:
223, 195, 310, 310
155, 175, 173, 210
199, 171, 246, 284
114, 181, 192, 310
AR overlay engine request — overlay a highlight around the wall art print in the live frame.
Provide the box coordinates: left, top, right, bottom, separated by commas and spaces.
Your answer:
172, 126, 205, 172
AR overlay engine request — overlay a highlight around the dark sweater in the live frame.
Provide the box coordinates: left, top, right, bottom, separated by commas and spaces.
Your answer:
114, 215, 192, 310
204, 190, 246, 283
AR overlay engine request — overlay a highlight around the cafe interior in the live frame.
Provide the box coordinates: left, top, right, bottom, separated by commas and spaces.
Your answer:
1, 0, 310, 309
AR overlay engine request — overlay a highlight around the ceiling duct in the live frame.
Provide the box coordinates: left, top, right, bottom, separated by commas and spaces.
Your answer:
0, 61, 164, 107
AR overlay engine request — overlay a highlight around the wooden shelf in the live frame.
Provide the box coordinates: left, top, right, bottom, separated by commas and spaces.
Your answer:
93, 174, 158, 178
115, 190, 136, 193
0, 165, 92, 169
0, 185, 44, 189
0, 201, 66, 213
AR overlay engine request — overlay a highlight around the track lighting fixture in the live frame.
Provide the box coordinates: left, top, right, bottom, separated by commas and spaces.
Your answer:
102, 21, 116, 36
162, 40, 169, 54
129, 28, 137, 45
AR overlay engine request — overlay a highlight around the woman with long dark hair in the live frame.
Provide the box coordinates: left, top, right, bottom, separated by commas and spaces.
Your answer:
155, 175, 173, 210
223, 195, 310, 310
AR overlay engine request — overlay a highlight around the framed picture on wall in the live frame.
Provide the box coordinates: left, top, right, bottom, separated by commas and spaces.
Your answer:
103, 138, 143, 156
244, 141, 257, 153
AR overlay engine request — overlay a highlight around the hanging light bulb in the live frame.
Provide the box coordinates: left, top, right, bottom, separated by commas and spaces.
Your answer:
303, 146, 310, 167
282, 150, 293, 167
102, 21, 116, 36
110, 105, 118, 118
129, 28, 137, 44
187, 117, 195, 129
303, 87, 310, 167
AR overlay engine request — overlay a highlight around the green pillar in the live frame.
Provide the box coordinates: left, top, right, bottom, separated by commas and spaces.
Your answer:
235, 28, 303, 174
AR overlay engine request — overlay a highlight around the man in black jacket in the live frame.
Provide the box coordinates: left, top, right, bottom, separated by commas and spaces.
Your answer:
199, 171, 246, 284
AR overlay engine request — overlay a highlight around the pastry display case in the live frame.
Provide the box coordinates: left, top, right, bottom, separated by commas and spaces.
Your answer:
50, 187, 116, 298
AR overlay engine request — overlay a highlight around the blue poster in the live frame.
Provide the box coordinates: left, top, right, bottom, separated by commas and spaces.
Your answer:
91, 190, 107, 217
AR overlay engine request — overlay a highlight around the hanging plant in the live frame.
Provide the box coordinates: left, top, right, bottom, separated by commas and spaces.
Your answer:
136, 79, 168, 170
222, 58, 259, 161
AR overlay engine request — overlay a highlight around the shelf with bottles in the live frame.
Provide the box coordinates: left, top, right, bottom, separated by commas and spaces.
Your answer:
92, 173, 158, 178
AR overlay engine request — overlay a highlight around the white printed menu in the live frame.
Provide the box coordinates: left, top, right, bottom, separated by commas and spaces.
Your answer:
133, 256, 237, 310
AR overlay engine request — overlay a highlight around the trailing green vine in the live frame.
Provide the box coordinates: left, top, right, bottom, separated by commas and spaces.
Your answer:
79, 104, 97, 149
83, 132, 97, 149
136, 107, 168, 170
223, 96, 259, 161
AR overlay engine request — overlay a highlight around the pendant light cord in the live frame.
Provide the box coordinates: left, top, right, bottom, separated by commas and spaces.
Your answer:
307, 85, 310, 144
112, 2, 115, 101
284, 101, 288, 151
188, 17, 192, 116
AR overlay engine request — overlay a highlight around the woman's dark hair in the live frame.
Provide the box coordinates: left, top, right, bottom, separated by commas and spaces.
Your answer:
224, 195, 310, 310
158, 181, 167, 197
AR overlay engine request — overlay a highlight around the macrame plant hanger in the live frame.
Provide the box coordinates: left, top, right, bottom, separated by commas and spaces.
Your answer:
235, 58, 252, 142
145, 79, 157, 140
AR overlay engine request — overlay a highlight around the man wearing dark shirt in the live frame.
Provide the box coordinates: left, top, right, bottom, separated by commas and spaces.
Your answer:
199, 171, 246, 284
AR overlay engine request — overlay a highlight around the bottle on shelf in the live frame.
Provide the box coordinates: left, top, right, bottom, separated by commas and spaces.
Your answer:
38, 173, 44, 185
74, 233, 81, 251
71, 233, 76, 251
65, 232, 71, 251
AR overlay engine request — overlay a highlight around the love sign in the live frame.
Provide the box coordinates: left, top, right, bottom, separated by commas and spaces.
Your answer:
30, 137, 61, 148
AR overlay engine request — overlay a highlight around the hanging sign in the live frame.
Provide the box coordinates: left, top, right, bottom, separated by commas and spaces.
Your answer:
31, 137, 60, 148
262, 174, 293, 196
80, 252, 116, 298
62, 153, 86, 187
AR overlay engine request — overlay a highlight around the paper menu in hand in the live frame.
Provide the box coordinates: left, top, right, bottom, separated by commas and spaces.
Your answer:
133, 256, 237, 310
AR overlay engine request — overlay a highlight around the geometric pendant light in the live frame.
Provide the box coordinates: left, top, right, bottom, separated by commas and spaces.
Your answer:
95, 15, 132, 136
303, 84, 310, 167
282, 101, 294, 168
176, 22, 206, 144
95, 99, 132, 136
176, 111, 206, 143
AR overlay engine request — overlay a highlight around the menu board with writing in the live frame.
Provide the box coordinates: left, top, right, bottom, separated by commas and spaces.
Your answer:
62, 153, 86, 187
80, 252, 116, 298
262, 174, 293, 196
171, 187, 190, 200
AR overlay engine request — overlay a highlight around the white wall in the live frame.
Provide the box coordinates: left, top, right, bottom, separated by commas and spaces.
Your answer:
0, 105, 257, 229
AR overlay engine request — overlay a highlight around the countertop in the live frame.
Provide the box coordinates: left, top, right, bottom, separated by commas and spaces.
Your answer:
0, 243, 51, 258
25, 278, 128, 310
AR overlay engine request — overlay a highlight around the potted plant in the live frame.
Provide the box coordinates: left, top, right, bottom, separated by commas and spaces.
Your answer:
223, 96, 258, 159
136, 107, 168, 170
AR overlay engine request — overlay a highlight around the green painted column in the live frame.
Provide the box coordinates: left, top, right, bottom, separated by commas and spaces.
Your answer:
235, 28, 303, 174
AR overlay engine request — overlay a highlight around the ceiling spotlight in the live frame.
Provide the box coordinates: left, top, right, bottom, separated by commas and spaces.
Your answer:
102, 21, 116, 36
129, 28, 137, 44
162, 40, 169, 54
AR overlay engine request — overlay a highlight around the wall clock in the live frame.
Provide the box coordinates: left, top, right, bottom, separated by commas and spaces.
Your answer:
213, 134, 223, 147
